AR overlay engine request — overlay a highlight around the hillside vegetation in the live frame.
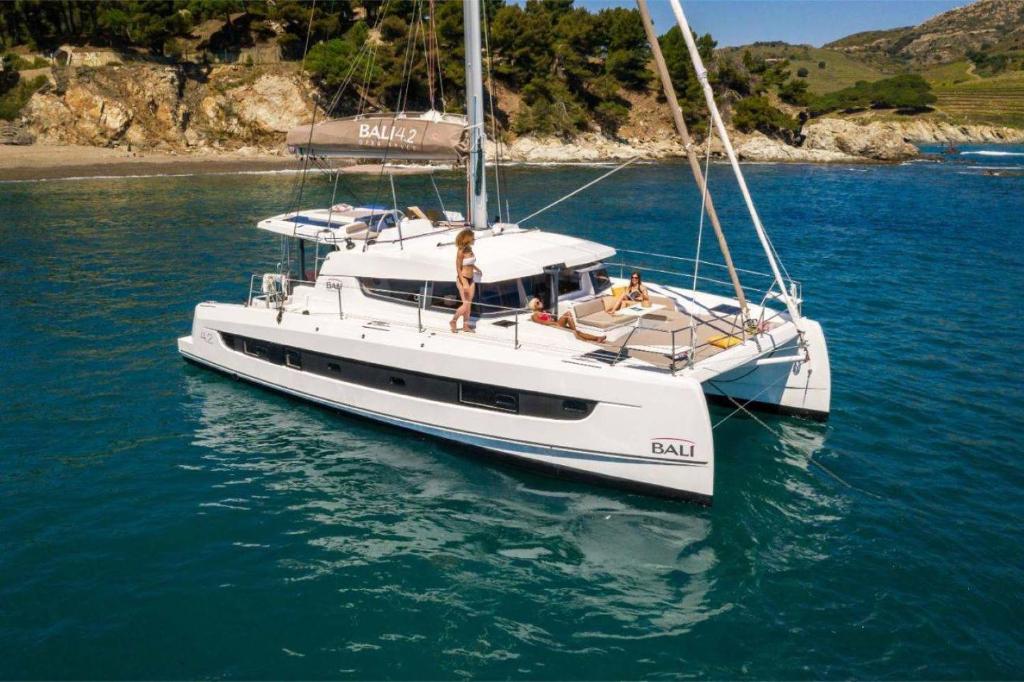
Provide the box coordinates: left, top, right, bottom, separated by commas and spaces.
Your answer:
1, 0, 1022, 144
731, 0, 1024, 128
1, 0, 816, 142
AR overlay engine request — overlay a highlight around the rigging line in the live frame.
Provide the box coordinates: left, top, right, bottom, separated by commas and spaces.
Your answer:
434, 6, 446, 111
355, 0, 390, 116
707, 377, 881, 500
298, 0, 317, 73
689, 126, 714, 343
325, 21, 379, 115
397, 1, 421, 112
430, 171, 447, 215
516, 156, 641, 226
293, 0, 321, 216
420, 0, 435, 109
481, 0, 503, 223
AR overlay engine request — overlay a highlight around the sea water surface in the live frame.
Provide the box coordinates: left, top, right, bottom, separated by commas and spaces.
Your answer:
2, 146, 1023, 679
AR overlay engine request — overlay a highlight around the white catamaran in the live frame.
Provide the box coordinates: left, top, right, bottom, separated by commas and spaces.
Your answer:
178, 0, 831, 504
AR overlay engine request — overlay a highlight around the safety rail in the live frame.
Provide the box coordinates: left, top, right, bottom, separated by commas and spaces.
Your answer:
608, 247, 802, 314
243, 274, 784, 371
246, 275, 529, 349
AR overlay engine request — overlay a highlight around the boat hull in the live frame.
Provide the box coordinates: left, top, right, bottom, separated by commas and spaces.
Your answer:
701, 318, 832, 421
178, 304, 717, 503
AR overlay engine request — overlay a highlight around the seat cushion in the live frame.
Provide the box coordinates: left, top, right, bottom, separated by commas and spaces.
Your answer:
576, 310, 628, 330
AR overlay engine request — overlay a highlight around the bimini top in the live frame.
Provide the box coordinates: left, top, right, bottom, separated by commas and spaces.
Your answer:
286, 111, 468, 161
317, 226, 616, 284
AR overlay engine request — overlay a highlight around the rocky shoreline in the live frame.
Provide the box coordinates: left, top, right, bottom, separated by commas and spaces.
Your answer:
494, 119, 1024, 165
4, 62, 1023, 176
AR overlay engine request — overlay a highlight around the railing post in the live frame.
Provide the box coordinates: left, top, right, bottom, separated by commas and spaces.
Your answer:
514, 309, 520, 349
337, 285, 343, 320
417, 295, 423, 332
671, 329, 676, 376
689, 323, 696, 369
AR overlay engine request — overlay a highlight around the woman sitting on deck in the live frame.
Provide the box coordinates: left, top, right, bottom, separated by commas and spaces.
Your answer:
529, 296, 606, 343
605, 271, 650, 313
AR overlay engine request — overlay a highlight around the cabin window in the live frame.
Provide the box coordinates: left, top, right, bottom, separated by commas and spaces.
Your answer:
243, 339, 269, 359
460, 382, 519, 413
558, 269, 582, 296
221, 333, 596, 420
429, 281, 462, 311
360, 278, 423, 304
521, 274, 551, 306
589, 268, 613, 295
367, 211, 401, 230
475, 280, 521, 315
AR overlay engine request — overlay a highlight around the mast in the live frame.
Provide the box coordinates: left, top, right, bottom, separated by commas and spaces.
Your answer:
666, 0, 802, 323
463, 0, 488, 229
635, 0, 748, 320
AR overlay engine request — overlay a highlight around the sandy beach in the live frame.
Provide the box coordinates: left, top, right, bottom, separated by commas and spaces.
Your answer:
0, 145, 436, 181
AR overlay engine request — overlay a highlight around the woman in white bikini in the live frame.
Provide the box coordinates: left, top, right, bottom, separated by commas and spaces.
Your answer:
451, 228, 482, 333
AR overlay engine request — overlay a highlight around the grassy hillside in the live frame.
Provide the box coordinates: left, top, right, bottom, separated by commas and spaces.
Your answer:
719, 43, 885, 94
725, 1, 1024, 129
932, 71, 1024, 127
825, 27, 910, 50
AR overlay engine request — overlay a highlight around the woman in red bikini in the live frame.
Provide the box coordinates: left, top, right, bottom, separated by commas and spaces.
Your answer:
451, 228, 482, 333
529, 295, 606, 343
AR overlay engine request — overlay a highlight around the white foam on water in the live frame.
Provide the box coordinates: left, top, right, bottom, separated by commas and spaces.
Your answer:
960, 150, 1024, 157
0, 167, 328, 185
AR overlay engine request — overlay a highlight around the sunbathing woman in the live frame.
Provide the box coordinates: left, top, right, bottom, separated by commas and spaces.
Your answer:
529, 296, 606, 343
605, 270, 650, 313
451, 228, 482, 333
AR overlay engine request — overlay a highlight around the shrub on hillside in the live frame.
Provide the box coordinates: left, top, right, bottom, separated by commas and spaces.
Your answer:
797, 67, 809, 78
0, 74, 46, 120
809, 74, 936, 115
779, 78, 809, 105
732, 96, 800, 142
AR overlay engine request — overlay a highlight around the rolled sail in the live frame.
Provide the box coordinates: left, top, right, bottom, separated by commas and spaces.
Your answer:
286, 111, 469, 161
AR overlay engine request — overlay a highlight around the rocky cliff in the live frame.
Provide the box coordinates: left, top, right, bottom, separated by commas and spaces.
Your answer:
23, 63, 316, 154
16, 62, 1024, 165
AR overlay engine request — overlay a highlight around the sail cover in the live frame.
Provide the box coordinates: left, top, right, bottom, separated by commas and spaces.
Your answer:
286, 112, 468, 161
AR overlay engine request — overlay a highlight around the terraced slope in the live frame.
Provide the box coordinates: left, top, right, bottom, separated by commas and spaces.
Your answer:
933, 72, 1024, 127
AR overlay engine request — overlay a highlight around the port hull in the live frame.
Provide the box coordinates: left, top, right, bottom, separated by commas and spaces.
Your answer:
178, 300, 717, 502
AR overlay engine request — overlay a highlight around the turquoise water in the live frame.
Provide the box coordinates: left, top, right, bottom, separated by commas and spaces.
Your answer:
2, 146, 1023, 679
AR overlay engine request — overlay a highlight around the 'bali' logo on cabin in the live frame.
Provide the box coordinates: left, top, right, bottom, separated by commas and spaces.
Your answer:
651, 438, 697, 459
358, 123, 419, 147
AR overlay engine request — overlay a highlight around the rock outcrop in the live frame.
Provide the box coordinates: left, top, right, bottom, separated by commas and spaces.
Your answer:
884, 119, 1024, 144
16, 63, 1024, 165
22, 63, 317, 153
734, 132, 858, 163
802, 118, 920, 161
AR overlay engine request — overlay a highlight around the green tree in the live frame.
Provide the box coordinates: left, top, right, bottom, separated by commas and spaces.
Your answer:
779, 77, 809, 105
732, 95, 800, 142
